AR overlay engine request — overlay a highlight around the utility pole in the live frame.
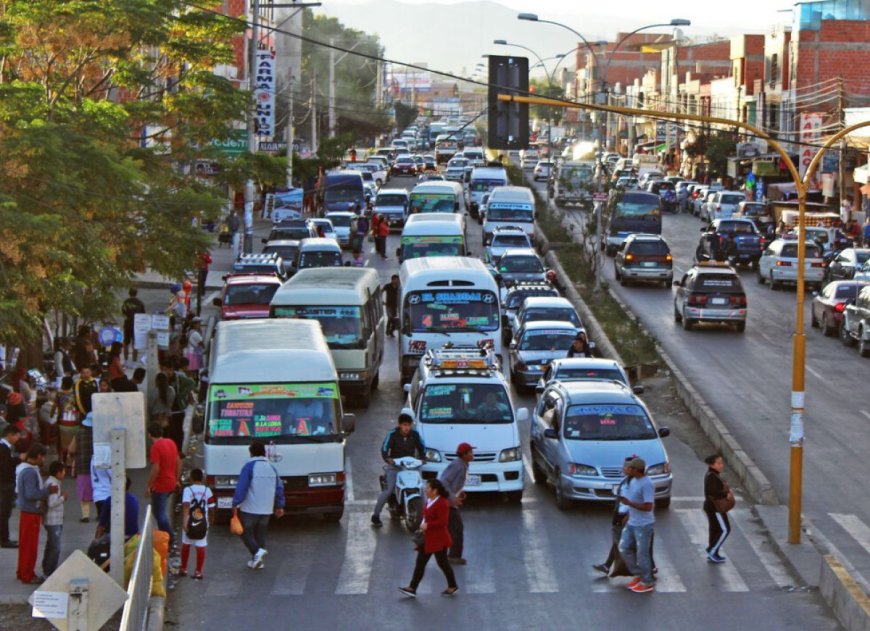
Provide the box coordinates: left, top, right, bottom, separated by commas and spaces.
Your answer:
286, 74, 294, 188
328, 38, 336, 138
244, 0, 260, 256
311, 76, 317, 154
838, 77, 847, 220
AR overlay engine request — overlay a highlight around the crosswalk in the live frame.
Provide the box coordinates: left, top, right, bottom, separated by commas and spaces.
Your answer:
188, 501, 824, 600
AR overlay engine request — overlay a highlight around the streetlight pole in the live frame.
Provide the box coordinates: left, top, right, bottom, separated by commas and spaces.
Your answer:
243, 0, 261, 257
499, 90, 870, 544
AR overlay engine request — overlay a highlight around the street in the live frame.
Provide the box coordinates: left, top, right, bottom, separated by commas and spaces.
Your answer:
165, 176, 838, 629
527, 173, 870, 588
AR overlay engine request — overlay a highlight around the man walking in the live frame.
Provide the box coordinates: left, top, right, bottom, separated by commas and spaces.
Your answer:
227, 210, 241, 259
376, 215, 390, 258
0, 425, 21, 548
371, 414, 425, 527
16, 443, 55, 584
618, 457, 656, 593
439, 442, 474, 565
232, 440, 284, 570
121, 288, 146, 364
383, 275, 401, 337
146, 422, 181, 549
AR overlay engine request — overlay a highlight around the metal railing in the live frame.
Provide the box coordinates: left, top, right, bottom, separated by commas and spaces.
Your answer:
119, 506, 155, 631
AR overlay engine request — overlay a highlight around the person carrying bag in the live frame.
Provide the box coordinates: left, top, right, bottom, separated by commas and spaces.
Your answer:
703, 454, 735, 564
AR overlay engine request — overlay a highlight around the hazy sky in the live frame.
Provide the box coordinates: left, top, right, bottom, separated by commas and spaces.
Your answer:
316, 0, 791, 77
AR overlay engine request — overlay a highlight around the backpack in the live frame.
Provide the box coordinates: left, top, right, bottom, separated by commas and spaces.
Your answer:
186, 486, 209, 540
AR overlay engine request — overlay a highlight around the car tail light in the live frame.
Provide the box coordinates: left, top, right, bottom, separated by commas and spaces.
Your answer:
835, 302, 846, 313
665, 253, 673, 263
625, 253, 634, 262
687, 294, 708, 306
776, 260, 792, 267
811, 262, 824, 268
730, 294, 747, 307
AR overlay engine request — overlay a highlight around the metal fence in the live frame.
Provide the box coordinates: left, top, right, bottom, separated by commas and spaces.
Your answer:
119, 506, 155, 631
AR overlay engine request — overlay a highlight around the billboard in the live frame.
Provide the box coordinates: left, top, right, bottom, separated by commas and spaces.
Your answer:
255, 50, 276, 137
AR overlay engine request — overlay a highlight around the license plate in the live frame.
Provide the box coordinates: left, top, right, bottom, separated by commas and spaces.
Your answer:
217, 497, 233, 509
466, 474, 481, 487
710, 297, 727, 306
641, 262, 656, 268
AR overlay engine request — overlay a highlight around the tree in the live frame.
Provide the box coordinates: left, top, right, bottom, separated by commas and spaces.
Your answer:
393, 102, 418, 132
0, 1, 260, 349
529, 79, 564, 126
704, 130, 739, 178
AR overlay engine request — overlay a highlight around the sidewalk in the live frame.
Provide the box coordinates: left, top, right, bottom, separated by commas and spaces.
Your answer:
133, 214, 273, 291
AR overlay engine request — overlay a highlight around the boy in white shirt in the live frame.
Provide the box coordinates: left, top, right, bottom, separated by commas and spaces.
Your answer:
43, 461, 67, 576
180, 468, 214, 579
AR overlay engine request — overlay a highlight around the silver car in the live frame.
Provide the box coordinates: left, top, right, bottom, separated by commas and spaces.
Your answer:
530, 381, 672, 509
535, 357, 640, 394
508, 320, 579, 392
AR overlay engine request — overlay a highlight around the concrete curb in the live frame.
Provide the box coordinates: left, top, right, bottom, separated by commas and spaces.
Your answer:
821, 556, 870, 631
147, 596, 166, 631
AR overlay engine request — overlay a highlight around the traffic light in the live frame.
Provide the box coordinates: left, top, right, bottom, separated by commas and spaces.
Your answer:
487, 55, 529, 150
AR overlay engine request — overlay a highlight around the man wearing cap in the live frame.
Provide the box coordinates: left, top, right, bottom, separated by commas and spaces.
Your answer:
371, 413, 425, 528
439, 442, 474, 564
618, 457, 656, 593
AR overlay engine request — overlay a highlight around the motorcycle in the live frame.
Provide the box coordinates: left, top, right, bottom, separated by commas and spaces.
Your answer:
380, 456, 425, 532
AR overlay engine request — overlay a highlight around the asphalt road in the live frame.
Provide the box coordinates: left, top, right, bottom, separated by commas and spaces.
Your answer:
163, 174, 837, 629
526, 172, 870, 587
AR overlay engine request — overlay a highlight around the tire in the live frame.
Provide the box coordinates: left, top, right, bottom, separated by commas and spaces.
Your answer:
841, 322, 857, 347
821, 313, 834, 337
554, 470, 571, 510
506, 491, 523, 504
614, 264, 621, 281
674, 303, 682, 322
810, 310, 818, 328
655, 497, 671, 510
770, 272, 780, 290
735, 321, 746, 333
404, 496, 423, 532
356, 392, 371, 409
531, 451, 547, 485
605, 245, 616, 257
860, 328, 870, 358
682, 310, 694, 330
757, 269, 766, 285
322, 506, 344, 523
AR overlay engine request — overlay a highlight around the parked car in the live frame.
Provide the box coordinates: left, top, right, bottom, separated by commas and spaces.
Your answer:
840, 284, 870, 356
614, 233, 673, 287
811, 280, 867, 336
530, 380, 672, 509
757, 239, 826, 290
673, 261, 747, 332
826, 248, 870, 282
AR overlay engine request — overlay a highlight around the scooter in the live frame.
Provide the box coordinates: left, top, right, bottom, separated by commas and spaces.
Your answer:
380, 456, 425, 532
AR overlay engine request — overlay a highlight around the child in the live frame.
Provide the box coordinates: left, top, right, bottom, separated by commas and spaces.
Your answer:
180, 468, 214, 579
43, 461, 67, 576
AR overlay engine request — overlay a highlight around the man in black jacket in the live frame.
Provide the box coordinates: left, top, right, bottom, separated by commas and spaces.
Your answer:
371, 414, 424, 527
0, 424, 22, 547
383, 275, 401, 337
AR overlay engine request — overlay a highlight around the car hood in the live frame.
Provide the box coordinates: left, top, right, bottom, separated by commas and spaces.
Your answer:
562, 438, 667, 469
375, 205, 406, 215
222, 305, 271, 320
419, 420, 518, 453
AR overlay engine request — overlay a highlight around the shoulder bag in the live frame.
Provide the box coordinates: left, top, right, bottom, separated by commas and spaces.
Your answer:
711, 480, 736, 513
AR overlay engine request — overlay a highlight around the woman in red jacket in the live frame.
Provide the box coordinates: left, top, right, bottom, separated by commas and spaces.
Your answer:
399, 479, 459, 597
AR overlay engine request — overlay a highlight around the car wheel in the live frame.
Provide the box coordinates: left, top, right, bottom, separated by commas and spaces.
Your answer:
674, 302, 682, 322
371, 370, 380, 391
554, 470, 571, 510
757, 269, 766, 285
770, 272, 780, 290
614, 264, 620, 281
735, 321, 746, 333
821, 313, 835, 337
841, 322, 856, 346
531, 451, 547, 485
506, 491, 523, 504
682, 310, 694, 330
859, 328, 870, 358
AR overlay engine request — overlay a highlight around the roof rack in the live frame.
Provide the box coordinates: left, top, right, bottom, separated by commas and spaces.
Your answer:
695, 260, 732, 268
236, 252, 279, 264
423, 344, 499, 374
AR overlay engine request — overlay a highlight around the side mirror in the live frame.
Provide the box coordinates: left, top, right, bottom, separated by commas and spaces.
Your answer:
501, 315, 510, 329
543, 428, 558, 439
509, 342, 517, 350
632, 385, 645, 395
700, 226, 707, 233
343, 414, 356, 434
212, 297, 222, 307
261, 237, 268, 243
535, 383, 544, 394
672, 280, 681, 286
403, 383, 411, 394
516, 407, 529, 423
658, 427, 670, 438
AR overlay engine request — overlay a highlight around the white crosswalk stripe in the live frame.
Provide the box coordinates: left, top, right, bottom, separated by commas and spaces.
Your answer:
829, 513, 870, 555
676, 508, 750, 592
521, 510, 559, 593
731, 509, 794, 589
335, 513, 378, 594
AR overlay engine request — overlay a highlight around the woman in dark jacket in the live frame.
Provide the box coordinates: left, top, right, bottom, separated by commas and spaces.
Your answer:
399, 479, 459, 597
703, 454, 733, 563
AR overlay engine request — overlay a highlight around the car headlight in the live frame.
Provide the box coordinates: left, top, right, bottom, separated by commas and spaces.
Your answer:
646, 462, 670, 476
525, 364, 543, 372
340, 371, 366, 381
424, 448, 442, 463
215, 477, 238, 488
567, 463, 597, 476
499, 447, 521, 462
308, 473, 338, 487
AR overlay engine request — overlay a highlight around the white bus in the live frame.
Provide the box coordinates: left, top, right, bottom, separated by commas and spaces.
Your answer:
203, 319, 354, 521
482, 186, 536, 246
397, 214, 467, 263
269, 267, 385, 407
398, 257, 502, 383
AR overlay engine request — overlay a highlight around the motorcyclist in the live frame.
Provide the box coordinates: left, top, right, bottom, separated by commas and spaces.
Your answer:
371, 413, 425, 528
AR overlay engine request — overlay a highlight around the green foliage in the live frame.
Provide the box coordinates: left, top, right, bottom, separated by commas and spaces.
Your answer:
0, 0, 252, 342
394, 102, 418, 132
703, 131, 738, 177
529, 79, 564, 125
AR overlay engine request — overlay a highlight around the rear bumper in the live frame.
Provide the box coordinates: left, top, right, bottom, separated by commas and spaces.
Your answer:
685, 306, 746, 322
622, 265, 672, 280
771, 268, 825, 283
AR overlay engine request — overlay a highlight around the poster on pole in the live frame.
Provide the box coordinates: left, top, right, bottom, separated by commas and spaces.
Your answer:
255, 50, 276, 137
798, 112, 823, 190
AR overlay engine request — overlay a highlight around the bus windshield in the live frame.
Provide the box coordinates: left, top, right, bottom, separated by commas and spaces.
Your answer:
406, 290, 499, 332
611, 194, 662, 235
470, 179, 505, 193
271, 305, 364, 349
206, 383, 341, 444
400, 236, 464, 259
410, 193, 457, 213
324, 187, 360, 203
487, 204, 534, 222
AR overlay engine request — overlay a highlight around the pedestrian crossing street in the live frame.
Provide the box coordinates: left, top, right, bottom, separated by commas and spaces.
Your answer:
184, 501, 842, 600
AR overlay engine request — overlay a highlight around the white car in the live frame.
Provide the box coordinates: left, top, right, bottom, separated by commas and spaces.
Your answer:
703, 191, 746, 222
533, 161, 553, 181
485, 227, 532, 263
855, 259, 870, 283
311, 218, 337, 242
361, 162, 388, 187
519, 149, 539, 169
757, 238, 826, 290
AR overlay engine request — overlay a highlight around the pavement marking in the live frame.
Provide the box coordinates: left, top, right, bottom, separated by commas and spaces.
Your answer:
523, 454, 535, 485
758, 331, 778, 346
860, 409, 870, 421
806, 365, 824, 381
345, 458, 355, 503
650, 543, 688, 593
271, 540, 316, 595
731, 509, 794, 589
335, 513, 377, 594
676, 508, 749, 592
829, 513, 870, 554
521, 510, 559, 593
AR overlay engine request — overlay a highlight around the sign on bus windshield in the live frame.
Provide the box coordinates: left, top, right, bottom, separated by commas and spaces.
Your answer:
400, 235, 464, 258
410, 193, 457, 213
406, 290, 499, 332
